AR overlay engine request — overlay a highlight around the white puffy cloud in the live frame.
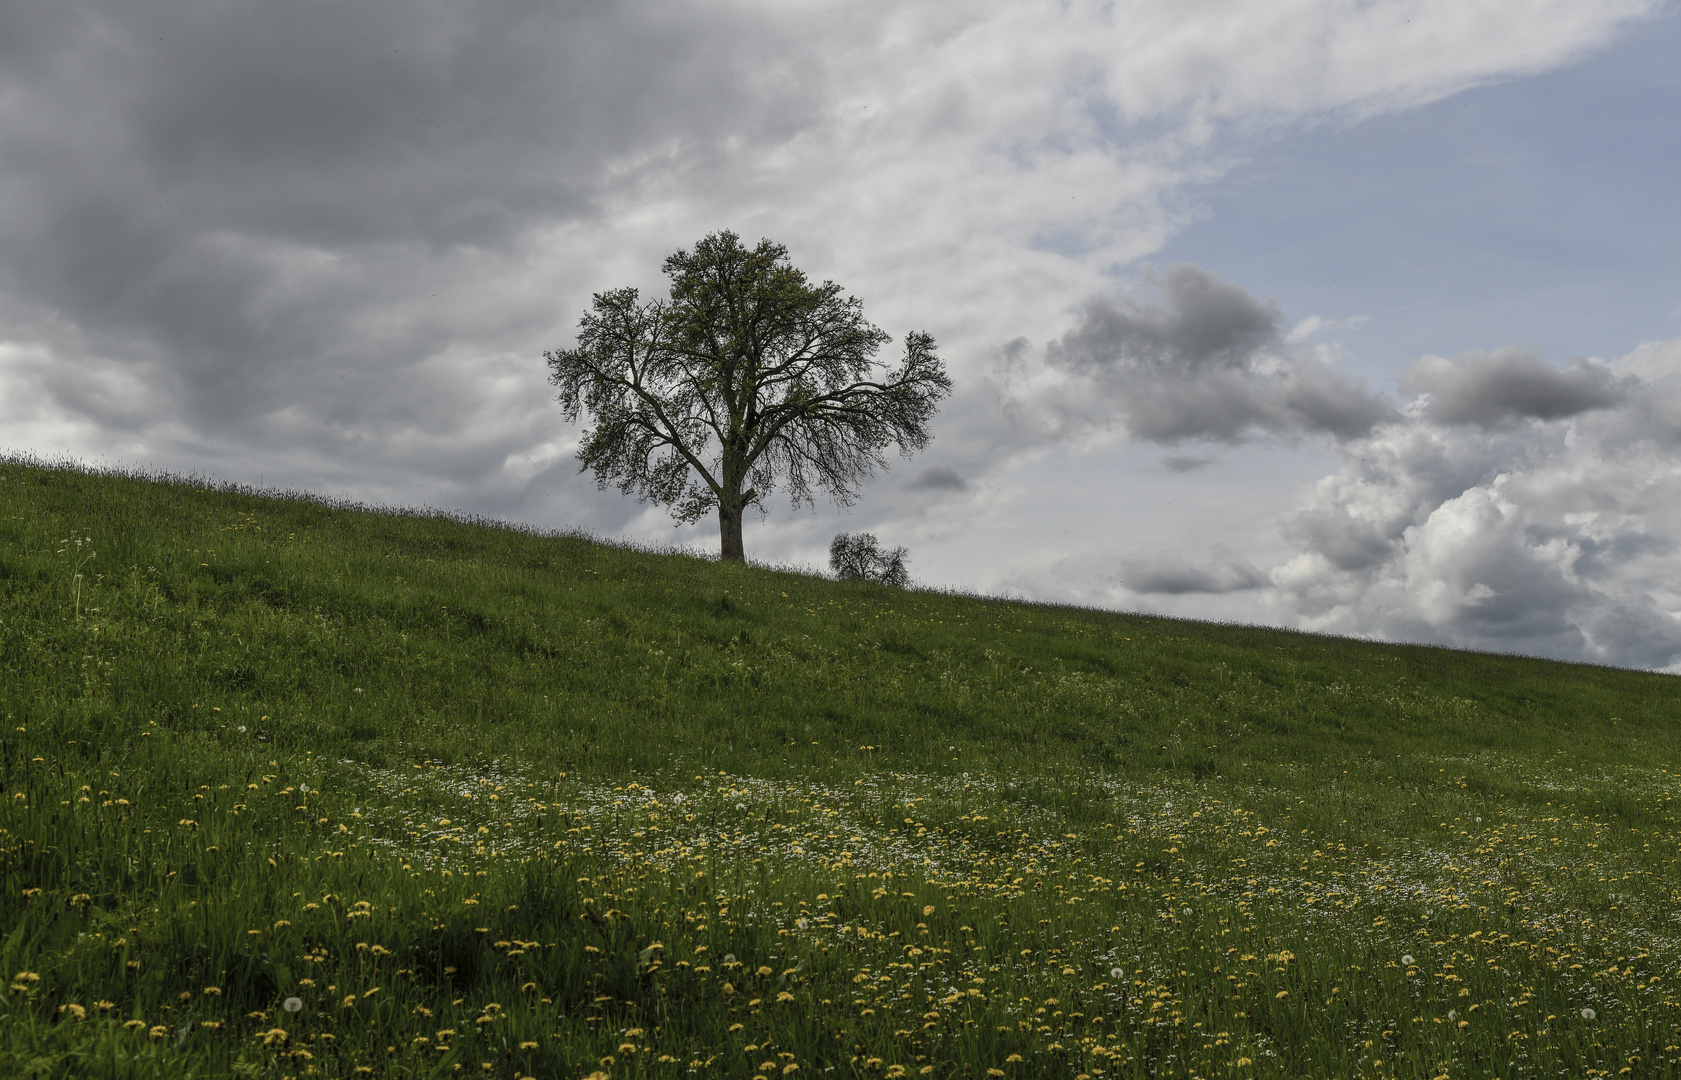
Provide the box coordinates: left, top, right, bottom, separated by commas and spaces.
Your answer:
1268, 339, 1681, 668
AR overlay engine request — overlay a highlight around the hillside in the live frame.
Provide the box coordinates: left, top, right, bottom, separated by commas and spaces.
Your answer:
1, 457, 1678, 1079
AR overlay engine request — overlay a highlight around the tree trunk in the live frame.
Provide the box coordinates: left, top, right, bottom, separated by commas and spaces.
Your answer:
718, 500, 746, 562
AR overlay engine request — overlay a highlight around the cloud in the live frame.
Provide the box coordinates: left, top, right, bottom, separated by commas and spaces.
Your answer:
905, 464, 969, 492
1001, 263, 1396, 447
1267, 335, 1681, 669
1403, 347, 1633, 426
0, 0, 1661, 554
1122, 553, 1268, 594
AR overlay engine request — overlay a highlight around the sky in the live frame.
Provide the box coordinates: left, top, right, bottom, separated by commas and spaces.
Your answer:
2, 0, 1679, 669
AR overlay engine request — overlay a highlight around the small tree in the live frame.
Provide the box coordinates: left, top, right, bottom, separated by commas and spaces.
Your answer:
829, 532, 909, 587
546, 231, 951, 561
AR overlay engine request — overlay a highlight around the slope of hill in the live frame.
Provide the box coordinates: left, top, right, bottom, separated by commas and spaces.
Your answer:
1, 457, 1677, 1079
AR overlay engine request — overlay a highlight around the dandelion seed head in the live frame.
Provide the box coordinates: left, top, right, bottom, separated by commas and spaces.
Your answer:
1110, 967, 1124, 979
1581, 1007, 1596, 1021
1401, 955, 1414, 967
283, 997, 303, 1013
1447, 1009, 1456, 1021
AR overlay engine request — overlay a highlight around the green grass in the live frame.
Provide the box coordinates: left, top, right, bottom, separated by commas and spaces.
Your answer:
1, 455, 1679, 1080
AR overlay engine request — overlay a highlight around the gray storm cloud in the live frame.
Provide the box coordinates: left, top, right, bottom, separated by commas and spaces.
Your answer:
0, 0, 818, 528
1121, 554, 1267, 595
1027, 264, 1396, 445
1403, 347, 1633, 425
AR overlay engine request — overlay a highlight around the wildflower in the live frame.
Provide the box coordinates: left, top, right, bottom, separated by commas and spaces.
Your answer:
723, 954, 737, 964
1005, 1055, 1022, 1064
777, 991, 795, 1003
520, 1041, 538, 1050
283, 997, 303, 1013
201, 1020, 222, 1031
95, 1001, 115, 1013
1582, 1007, 1596, 1021
722, 982, 735, 996
149, 1025, 169, 1040
1447, 1010, 1457, 1021
1401, 955, 1414, 967
1235, 1057, 1253, 1067
59, 1004, 87, 1020
1110, 967, 1124, 979
203, 986, 222, 996
123, 1020, 146, 1031
757, 966, 774, 977
262, 1028, 290, 1046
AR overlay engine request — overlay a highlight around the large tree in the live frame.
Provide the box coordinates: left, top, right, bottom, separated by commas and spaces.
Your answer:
546, 231, 951, 561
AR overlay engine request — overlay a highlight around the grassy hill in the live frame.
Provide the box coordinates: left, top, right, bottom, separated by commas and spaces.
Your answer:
1, 456, 1678, 1079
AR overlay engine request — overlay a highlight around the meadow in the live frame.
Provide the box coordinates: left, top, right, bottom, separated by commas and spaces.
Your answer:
1, 455, 1678, 1079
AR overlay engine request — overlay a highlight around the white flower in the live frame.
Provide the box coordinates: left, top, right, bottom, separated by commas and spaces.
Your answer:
1401, 955, 1414, 967
736, 803, 746, 811
1110, 967, 1124, 979
299, 783, 309, 793
1581, 1007, 1596, 1021
795, 918, 809, 930
1447, 1009, 1457, 1021
237, 726, 247, 733
283, 997, 303, 1013
1182, 907, 1192, 916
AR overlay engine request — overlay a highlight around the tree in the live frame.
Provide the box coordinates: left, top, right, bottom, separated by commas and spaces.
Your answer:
546, 231, 951, 561
829, 532, 910, 588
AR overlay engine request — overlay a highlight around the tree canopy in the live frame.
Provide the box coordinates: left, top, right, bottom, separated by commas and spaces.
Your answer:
546, 231, 951, 560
